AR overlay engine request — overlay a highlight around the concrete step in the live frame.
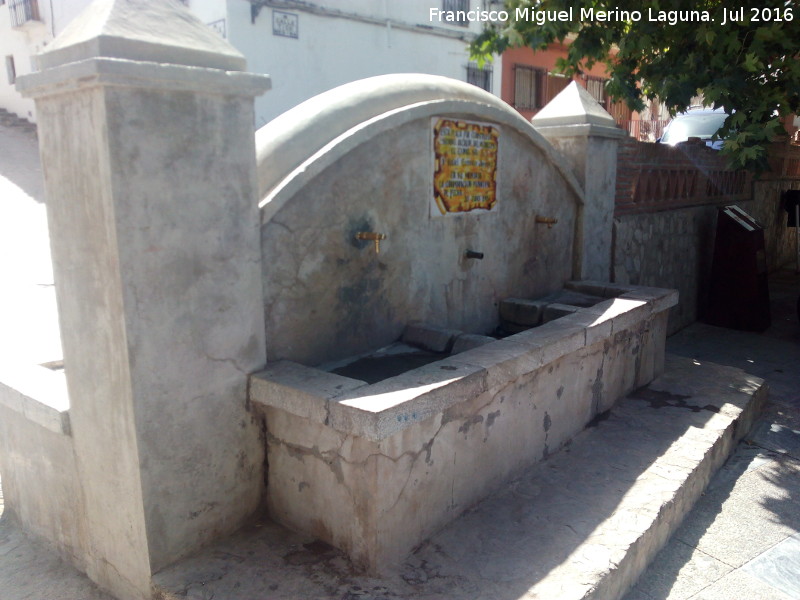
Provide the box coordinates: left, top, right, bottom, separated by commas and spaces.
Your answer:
152, 354, 766, 600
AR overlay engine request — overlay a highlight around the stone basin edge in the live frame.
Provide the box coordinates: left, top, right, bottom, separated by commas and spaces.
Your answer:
249, 281, 678, 442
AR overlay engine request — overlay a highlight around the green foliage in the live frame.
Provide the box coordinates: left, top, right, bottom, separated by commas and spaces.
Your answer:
471, 0, 800, 172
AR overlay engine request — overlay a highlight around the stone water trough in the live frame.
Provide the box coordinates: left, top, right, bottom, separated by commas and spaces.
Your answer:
248, 75, 677, 572
251, 282, 675, 572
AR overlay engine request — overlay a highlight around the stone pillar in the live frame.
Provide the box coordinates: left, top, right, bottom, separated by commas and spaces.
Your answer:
532, 82, 625, 281
17, 1, 270, 598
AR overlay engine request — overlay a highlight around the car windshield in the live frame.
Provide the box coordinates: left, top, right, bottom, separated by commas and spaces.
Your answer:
661, 112, 728, 145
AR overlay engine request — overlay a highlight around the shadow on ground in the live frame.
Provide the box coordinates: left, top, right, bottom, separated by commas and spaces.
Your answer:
623, 269, 800, 600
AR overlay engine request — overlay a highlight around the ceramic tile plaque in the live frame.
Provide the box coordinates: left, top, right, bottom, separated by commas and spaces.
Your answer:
432, 118, 499, 216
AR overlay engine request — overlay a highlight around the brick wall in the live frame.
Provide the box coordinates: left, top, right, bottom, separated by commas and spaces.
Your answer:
615, 137, 751, 216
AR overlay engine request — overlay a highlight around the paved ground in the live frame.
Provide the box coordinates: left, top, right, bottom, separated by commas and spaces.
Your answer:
1, 120, 799, 599
623, 269, 800, 600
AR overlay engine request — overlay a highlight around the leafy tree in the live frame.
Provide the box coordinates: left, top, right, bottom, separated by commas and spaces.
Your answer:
471, 0, 800, 171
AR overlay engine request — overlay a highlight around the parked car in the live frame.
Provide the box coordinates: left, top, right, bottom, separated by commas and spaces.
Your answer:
658, 107, 729, 149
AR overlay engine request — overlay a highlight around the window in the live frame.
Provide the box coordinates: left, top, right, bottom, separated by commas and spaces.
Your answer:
8, 0, 41, 27
514, 67, 579, 111
466, 62, 492, 92
5, 56, 15, 85
514, 65, 545, 110
585, 76, 607, 107
543, 73, 570, 105
442, 0, 469, 27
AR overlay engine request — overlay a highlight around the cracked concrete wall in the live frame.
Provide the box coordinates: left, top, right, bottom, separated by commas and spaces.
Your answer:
0, 404, 86, 571
33, 87, 154, 599
102, 85, 267, 572
261, 118, 579, 366
264, 310, 667, 571
546, 134, 619, 281
17, 31, 270, 600
8, 1, 272, 597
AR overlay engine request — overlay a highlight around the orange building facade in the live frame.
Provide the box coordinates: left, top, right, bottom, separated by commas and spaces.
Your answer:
501, 44, 638, 130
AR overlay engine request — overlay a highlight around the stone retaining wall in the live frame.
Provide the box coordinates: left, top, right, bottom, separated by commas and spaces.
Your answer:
613, 139, 800, 333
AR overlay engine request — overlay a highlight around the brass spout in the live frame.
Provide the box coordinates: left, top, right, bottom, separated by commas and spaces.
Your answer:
535, 216, 558, 229
355, 231, 387, 253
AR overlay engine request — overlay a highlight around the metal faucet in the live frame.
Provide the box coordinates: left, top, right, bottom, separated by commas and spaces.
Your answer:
355, 232, 387, 253
535, 216, 558, 229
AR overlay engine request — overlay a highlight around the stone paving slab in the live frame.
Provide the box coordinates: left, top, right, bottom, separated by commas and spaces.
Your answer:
690, 569, 795, 600
749, 419, 800, 460
623, 449, 800, 600
0, 516, 113, 600
619, 270, 800, 600
147, 353, 765, 600
673, 458, 800, 570
621, 437, 800, 600
741, 533, 800, 599
624, 540, 731, 600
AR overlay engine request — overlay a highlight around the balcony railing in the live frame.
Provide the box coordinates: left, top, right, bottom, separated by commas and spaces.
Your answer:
622, 119, 670, 142
9, 0, 41, 28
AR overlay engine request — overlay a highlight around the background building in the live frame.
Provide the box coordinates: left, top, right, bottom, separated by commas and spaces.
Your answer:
0, 0, 500, 126
1, 0, 94, 122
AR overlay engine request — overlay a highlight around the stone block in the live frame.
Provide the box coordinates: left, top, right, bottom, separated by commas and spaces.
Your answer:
0, 364, 70, 435
565, 279, 638, 298
328, 360, 488, 441
499, 297, 548, 326
447, 338, 544, 391
401, 322, 461, 353
511, 319, 587, 365
546, 289, 606, 307
557, 306, 614, 347
543, 303, 581, 323
620, 288, 680, 315
250, 361, 367, 423
582, 297, 652, 336
451, 333, 496, 354
257, 285, 672, 577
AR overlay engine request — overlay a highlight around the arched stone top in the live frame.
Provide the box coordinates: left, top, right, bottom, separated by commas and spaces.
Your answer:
255, 73, 584, 219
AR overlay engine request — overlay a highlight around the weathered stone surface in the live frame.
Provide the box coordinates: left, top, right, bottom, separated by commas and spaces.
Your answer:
534, 84, 624, 281
327, 360, 489, 441
12, 1, 271, 597
543, 302, 581, 322
36, 0, 246, 72
546, 289, 606, 307
0, 365, 69, 435
499, 320, 536, 334
501, 291, 606, 330
259, 89, 584, 367
566, 279, 640, 298
450, 333, 495, 354
626, 539, 733, 600
499, 297, 548, 326
259, 292, 674, 573
741, 535, 800, 599
532, 80, 620, 129
401, 322, 461, 353
150, 354, 765, 600
511, 317, 587, 365
250, 361, 366, 423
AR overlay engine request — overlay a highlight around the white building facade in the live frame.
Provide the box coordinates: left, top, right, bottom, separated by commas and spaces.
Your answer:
1, 0, 500, 126
0, 0, 94, 121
